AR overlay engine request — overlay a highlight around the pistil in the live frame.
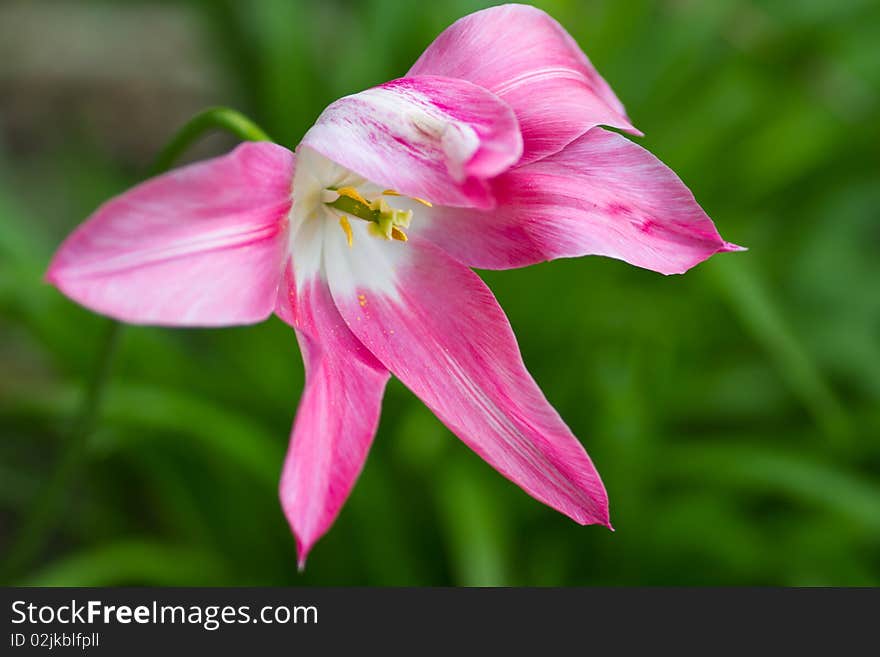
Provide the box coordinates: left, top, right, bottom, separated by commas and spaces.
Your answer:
324, 186, 415, 246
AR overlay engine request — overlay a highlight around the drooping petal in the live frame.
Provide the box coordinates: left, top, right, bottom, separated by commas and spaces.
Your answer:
408, 4, 640, 165
324, 236, 609, 527
276, 264, 389, 567
419, 128, 742, 275
47, 142, 294, 326
299, 75, 522, 209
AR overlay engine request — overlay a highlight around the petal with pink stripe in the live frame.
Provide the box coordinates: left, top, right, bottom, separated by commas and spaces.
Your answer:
324, 237, 610, 527
47, 142, 295, 326
300, 75, 522, 209
276, 265, 389, 567
420, 128, 742, 275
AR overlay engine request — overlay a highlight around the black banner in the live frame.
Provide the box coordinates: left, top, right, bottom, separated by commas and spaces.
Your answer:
2, 587, 876, 653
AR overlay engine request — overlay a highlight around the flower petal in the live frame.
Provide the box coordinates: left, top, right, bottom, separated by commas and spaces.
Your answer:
408, 4, 640, 165
46, 142, 294, 326
324, 237, 609, 527
420, 128, 742, 275
299, 75, 522, 209
276, 265, 389, 568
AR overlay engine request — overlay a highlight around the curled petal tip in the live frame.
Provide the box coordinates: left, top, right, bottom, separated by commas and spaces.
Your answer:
300, 75, 522, 209
721, 241, 748, 253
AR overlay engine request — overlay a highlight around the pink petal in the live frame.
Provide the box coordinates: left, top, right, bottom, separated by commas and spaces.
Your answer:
46, 142, 295, 326
408, 4, 640, 165
276, 265, 389, 568
300, 75, 522, 209
325, 239, 610, 528
420, 128, 742, 275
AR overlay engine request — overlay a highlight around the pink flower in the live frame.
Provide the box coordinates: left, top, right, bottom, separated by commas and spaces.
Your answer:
47, 4, 741, 567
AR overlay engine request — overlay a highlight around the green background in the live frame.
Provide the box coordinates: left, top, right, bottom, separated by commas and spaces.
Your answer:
1, 0, 878, 586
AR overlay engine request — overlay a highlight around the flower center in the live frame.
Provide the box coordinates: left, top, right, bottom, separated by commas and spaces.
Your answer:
321, 186, 431, 248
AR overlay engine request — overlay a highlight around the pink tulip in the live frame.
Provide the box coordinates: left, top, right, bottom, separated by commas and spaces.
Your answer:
47, 4, 741, 567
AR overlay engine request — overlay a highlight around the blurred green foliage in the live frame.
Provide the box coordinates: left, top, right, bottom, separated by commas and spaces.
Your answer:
1, 0, 879, 586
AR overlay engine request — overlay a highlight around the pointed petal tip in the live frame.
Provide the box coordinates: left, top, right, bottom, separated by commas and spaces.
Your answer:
295, 535, 312, 573
281, 498, 315, 574
572, 510, 613, 531
44, 262, 75, 290
566, 488, 612, 530
44, 257, 64, 286
657, 239, 747, 276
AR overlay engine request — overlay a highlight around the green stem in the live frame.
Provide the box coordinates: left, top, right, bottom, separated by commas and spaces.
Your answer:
1, 107, 271, 583
148, 107, 272, 176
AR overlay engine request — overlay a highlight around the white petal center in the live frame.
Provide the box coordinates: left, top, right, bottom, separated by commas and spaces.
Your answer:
289, 146, 422, 298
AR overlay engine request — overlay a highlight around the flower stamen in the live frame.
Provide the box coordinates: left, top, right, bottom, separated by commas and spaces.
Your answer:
336, 186, 372, 207
338, 215, 354, 247
325, 186, 421, 244
383, 189, 432, 207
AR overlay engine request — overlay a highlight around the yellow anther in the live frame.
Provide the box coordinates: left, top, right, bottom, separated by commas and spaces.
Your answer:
327, 187, 422, 244
383, 189, 432, 207
338, 215, 354, 247
336, 186, 372, 207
